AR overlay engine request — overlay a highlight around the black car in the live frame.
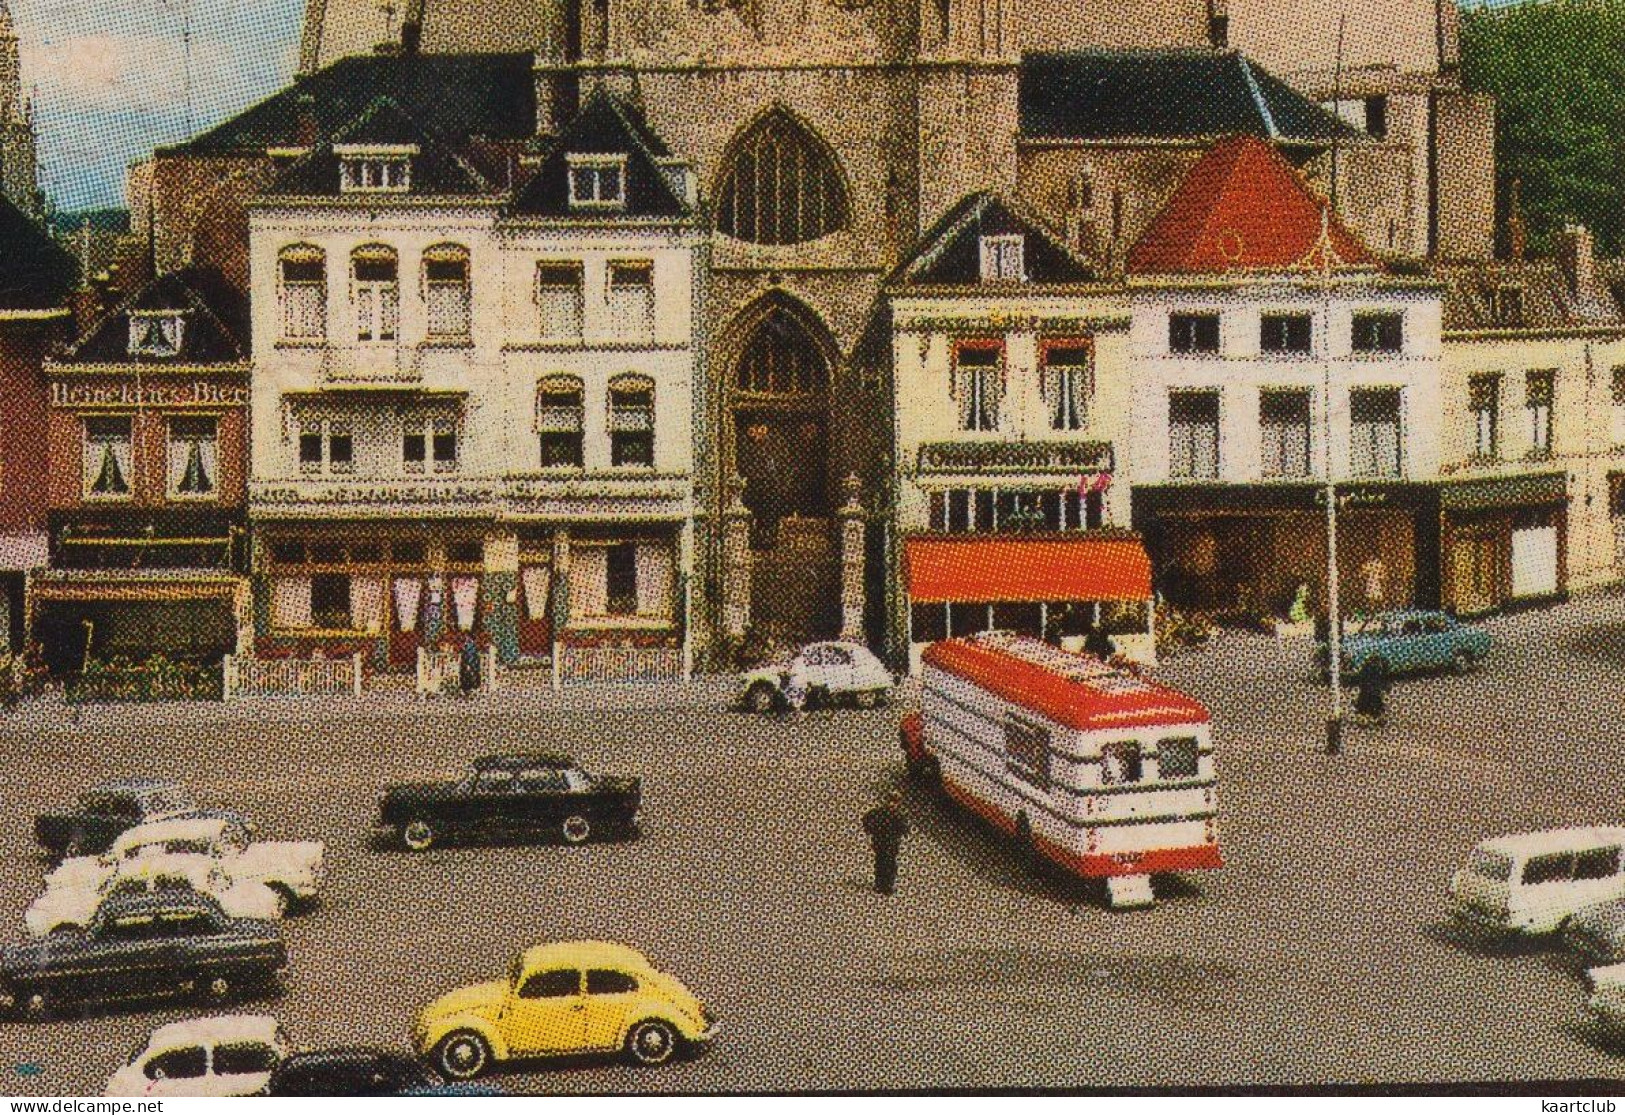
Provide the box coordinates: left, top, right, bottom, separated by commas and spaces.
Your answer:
376, 753, 641, 852
264, 1049, 501, 1096
0, 892, 286, 1020
34, 779, 201, 863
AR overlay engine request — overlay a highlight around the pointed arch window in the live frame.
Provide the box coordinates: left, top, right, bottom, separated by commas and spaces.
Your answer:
734, 307, 831, 395
715, 110, 851, 246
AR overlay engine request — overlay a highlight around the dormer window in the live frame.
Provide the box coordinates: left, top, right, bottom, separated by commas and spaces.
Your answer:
567, 154, 627, 210
128, 312, 185, 359
1489, 284, 1525, 328
979, 235, 1025, 283
336, 144, 416, 193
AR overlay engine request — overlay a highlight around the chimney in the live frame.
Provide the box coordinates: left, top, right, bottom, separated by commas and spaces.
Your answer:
402, 19, 422, 54
294, 93, 319, 149
1556, 222, 1599, 306
1507, 177, 1527, 261
1207, 0, 1229, 48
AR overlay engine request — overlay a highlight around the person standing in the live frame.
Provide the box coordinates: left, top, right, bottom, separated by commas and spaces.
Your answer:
458, 632, 482, 698
1352, 656, 1389, 726
862, 790, 911, 895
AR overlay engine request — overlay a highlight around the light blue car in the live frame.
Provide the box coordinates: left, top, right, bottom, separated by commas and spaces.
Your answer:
1316, 609, 1492, 679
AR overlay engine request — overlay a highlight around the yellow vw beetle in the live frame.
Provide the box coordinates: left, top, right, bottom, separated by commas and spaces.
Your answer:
412, 940, 717, 1078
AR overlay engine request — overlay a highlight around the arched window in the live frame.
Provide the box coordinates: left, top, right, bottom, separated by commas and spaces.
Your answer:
350, 244, 398, 343
608, 373, 655, 467
734, 307, 831, 394
536, 375, 584, 468
422, 244, 471, 339
278, 244, 326, 340
715, 109, 850, 246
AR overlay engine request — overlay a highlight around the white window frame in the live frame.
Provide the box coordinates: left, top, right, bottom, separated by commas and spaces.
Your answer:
979, 234, 1025, 283
422, 245, 471, 340
535, 262, 585, 341
298, 416, 354, 475
166, 416, 219, 501
336, 144, 415, 194
128, 312, 186, 359
83, 416, 134, 501
566, 154, 628, 211
278, 246, 327, 342
351, 247, 400, 344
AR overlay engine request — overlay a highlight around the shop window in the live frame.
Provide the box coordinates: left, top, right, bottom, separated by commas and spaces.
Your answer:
1470, 374, 1500, 460
536, 264, 584, 339
1352, 311, 1404, 354
1169, 390, 1220, 479
1260, 390, 1311, 478
567, 154, 626, 210
128, 312, 185, 359
351, 245, 399, 343
310, 542, 346, 564
537, 376, 585, 467
1349, 388, 1402, 477
607, 262, 654, 341
910, 603, 947, 642
310, 573, 351, 629
1101, 741, 1143, 785
952, 342, 1002, 432
1260, 313, 1312, 355
1041, 342, 1091, 431
1169, 313, 1220, 355
447, 541, 483, 564
979, 234, 1025, 282
167, 416, 218, 499
605, 542, 638, 615
1157, 737, 1200, 780
423, 244, 471, 339
715, 109, 850, 246
84, 417, 133, 499
1526, 369, 1555, 456
279, 245, 326, 341
994, 491, 1060, 533
609, 375, 655, 467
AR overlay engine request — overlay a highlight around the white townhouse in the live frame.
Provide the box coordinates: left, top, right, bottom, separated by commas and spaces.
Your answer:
245, 89, 706, 679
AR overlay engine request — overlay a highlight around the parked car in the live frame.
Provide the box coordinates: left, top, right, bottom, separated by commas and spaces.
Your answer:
25, 859, 283, 938
263, 1048, 503, 1096
0, 891, 287, 1020
44, 815, 324, 915
1448, 827, 1625, 937
1315, 610, 1491, 679
105, 1015, 290, 1097
737, 640, 894, 713
1587, 962, 1625, 1036
1564, 899, 1625, 965
35, 779, 206, 864
412, 940, 717, 1079
376, 753, 641, 852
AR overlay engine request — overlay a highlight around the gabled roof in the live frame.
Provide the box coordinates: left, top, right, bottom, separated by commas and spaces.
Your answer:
167, 53, 536, 156
265, 96, 496, 198
57, 267, 250, 364
891, 192, 1096, 287
1127, 135, 1375, 275
0, 195, 78, 311
507, 90, 687, 219
1020, 50, 1360, 145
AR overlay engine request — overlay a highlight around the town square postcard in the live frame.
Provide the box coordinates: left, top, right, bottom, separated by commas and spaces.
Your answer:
2, 0, 1625, 1101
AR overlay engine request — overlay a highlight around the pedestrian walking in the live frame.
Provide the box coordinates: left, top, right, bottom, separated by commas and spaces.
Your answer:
458, 632, 482, 698
1352, 656, 1389, 726
861, 789, 911, 895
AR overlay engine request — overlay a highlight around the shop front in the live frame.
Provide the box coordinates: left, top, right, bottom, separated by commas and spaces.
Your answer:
1132, 483, 1444, 621
30, 574, 249, 676
902, 533, 1154, 674
1439, 471, 1567, 615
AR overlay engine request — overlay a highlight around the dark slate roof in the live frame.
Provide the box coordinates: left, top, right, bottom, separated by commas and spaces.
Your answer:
167, 53, 536, 155
1020, 50, 1360, 144
890, 192, 1097, 286
0, 195, 79, 311
1432, 259, 1625, 333
58, 266, 250, 364
508, 90, 687, 218
265, 97, 496, 197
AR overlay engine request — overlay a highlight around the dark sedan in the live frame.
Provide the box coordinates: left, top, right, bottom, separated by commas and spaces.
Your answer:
34, 779, 199, 863
0, 892, 286, 1020
375, 753, 641, 852
264, 1048, 503, 1096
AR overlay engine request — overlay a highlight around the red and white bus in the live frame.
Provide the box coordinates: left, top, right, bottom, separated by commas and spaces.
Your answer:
900, 631, 1221, 907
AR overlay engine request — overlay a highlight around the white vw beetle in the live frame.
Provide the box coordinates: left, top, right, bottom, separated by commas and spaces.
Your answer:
35, 816, 323, 934
105, 1015, 290, 1097
737, 640, 895, 713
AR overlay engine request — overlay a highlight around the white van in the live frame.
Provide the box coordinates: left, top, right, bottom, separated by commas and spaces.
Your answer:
1449, 827, 1625, 936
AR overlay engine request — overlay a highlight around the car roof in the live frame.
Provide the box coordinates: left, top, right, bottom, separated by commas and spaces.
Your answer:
146, 1014, 282, 1050
473, 754, 575, 771
1478, 827, 1625, 858
113, 816, 230, 851
519, 940, 653, 972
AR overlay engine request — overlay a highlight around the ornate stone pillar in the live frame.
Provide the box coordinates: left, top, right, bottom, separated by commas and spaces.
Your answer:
837, 473, 866, 644
721, 474, 753, 642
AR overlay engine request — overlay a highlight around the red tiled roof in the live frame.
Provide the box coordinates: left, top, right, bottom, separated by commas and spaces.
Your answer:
1127, 135, 1375, 275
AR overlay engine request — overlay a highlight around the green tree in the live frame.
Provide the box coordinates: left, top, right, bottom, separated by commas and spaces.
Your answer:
1461, 0, 1625, 256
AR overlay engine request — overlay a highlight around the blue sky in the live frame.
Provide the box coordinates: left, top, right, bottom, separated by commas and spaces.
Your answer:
12, 0, 305, 212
